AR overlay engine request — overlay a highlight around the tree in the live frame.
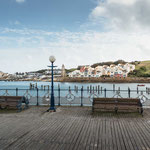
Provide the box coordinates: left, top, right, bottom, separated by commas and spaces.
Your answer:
140, 66, 147, 72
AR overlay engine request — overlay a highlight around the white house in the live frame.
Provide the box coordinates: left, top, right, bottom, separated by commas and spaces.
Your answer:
68, 63, 135, 78
68, 70, 81, 77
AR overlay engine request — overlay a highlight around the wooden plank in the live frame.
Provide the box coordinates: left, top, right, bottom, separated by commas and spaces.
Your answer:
125, 117, 142, 150
132, 118, 150, 149
118, 116, 134, 150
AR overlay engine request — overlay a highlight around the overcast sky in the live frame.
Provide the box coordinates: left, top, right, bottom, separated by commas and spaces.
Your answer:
0, 0, 150, 73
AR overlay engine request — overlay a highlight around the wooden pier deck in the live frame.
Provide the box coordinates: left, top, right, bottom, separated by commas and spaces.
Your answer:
0, 106, 150, 150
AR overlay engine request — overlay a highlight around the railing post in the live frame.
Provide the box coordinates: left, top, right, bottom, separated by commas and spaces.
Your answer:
98, 85, 100, 94
93, 86, 94, 93
69, 86, 71, 92
101, 87, 103, 93
58, 85, 60, 106
37, 88, 39, 106
118, 87, 120, 92
76, 86, 78, 93
81, 87, 83, 107
16, 88, 18, 96
104, 88, 106, 98
137, 86, 139, 94
128, 87, 130, 98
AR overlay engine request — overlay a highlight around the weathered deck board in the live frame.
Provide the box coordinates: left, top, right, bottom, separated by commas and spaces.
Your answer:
0, 107, 150, 150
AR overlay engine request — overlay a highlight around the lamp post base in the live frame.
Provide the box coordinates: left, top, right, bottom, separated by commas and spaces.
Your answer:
47, 107, 56, 112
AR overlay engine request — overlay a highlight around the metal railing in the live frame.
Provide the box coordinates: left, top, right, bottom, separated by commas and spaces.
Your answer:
0, 87, 150, 106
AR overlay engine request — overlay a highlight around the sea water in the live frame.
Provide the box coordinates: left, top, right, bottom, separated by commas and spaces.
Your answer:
0, 81, 150, 106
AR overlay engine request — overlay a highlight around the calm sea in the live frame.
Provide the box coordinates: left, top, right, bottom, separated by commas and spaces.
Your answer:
0, 81, 149, 90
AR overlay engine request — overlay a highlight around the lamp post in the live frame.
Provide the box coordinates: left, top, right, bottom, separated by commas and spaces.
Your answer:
47, 56, 57, 112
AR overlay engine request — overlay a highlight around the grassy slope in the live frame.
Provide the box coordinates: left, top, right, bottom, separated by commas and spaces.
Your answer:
135, 61, 150, 74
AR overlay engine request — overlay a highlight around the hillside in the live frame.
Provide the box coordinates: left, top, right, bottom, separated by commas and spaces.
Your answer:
34, 60, 150, 77
135, 61, 150, 73
91, 60, 150, 77
91, 60, 127, 68
129, 60, 150, 77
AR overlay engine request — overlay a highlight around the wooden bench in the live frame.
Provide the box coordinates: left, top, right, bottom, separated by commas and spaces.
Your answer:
0, 96, 29, 112
92, 98, 143, 115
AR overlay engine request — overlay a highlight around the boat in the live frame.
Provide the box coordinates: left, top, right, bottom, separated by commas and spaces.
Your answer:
137, 84, 145, 86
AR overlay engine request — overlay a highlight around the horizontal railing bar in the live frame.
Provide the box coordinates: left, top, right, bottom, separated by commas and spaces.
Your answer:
0, 88, 147, 92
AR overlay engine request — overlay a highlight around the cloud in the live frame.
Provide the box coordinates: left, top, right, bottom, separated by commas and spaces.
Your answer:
1, 0, 150, 73
16, 0, 25, 3
1, 27, 150, 73
90, 0, 150, 31
108, 0, 137, 5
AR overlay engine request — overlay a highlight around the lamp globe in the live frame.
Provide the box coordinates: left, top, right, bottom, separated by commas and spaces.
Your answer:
49, 56, 56, 63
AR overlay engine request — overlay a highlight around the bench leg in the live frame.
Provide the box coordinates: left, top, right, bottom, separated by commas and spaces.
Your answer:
115, 107, 118, 113
17, 109, 22, 112
92, 107, 94, 112
141, 108, 143, 116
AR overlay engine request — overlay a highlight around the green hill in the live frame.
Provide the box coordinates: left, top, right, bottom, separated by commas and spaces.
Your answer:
135, 61, 150, 72
129, 61, 150, 77
91, 60, 127, 68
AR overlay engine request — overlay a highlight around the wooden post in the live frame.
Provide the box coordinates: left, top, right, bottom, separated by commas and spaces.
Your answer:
98, 85, 100, 94
90, 85, 92, 93
16, 88, 18, 96
87, 86, 89, 93
113, 84, 115, 92
118, 87, 120, 92
75, 85, 77, 93
30, 83, 32, 90
35, 83, 37, 89
104, 88, 106, 98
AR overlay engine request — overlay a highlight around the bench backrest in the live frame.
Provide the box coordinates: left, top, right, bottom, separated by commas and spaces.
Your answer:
0, 96, 26, 103
0, 96, 23, 99
93, 98, 141, 105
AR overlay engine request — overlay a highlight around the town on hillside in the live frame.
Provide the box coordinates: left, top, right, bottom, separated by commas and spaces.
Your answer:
0, 63, 136, 81
68, 63, 135, 78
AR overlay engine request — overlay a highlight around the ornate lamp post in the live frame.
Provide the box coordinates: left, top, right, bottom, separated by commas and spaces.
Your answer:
47, 56, 57, 112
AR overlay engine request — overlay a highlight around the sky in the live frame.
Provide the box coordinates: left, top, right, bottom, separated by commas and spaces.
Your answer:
0, 0, 150, 73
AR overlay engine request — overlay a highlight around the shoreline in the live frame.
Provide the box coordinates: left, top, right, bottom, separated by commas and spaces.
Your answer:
59, 77, 150, 83
0, 77, 150, 83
